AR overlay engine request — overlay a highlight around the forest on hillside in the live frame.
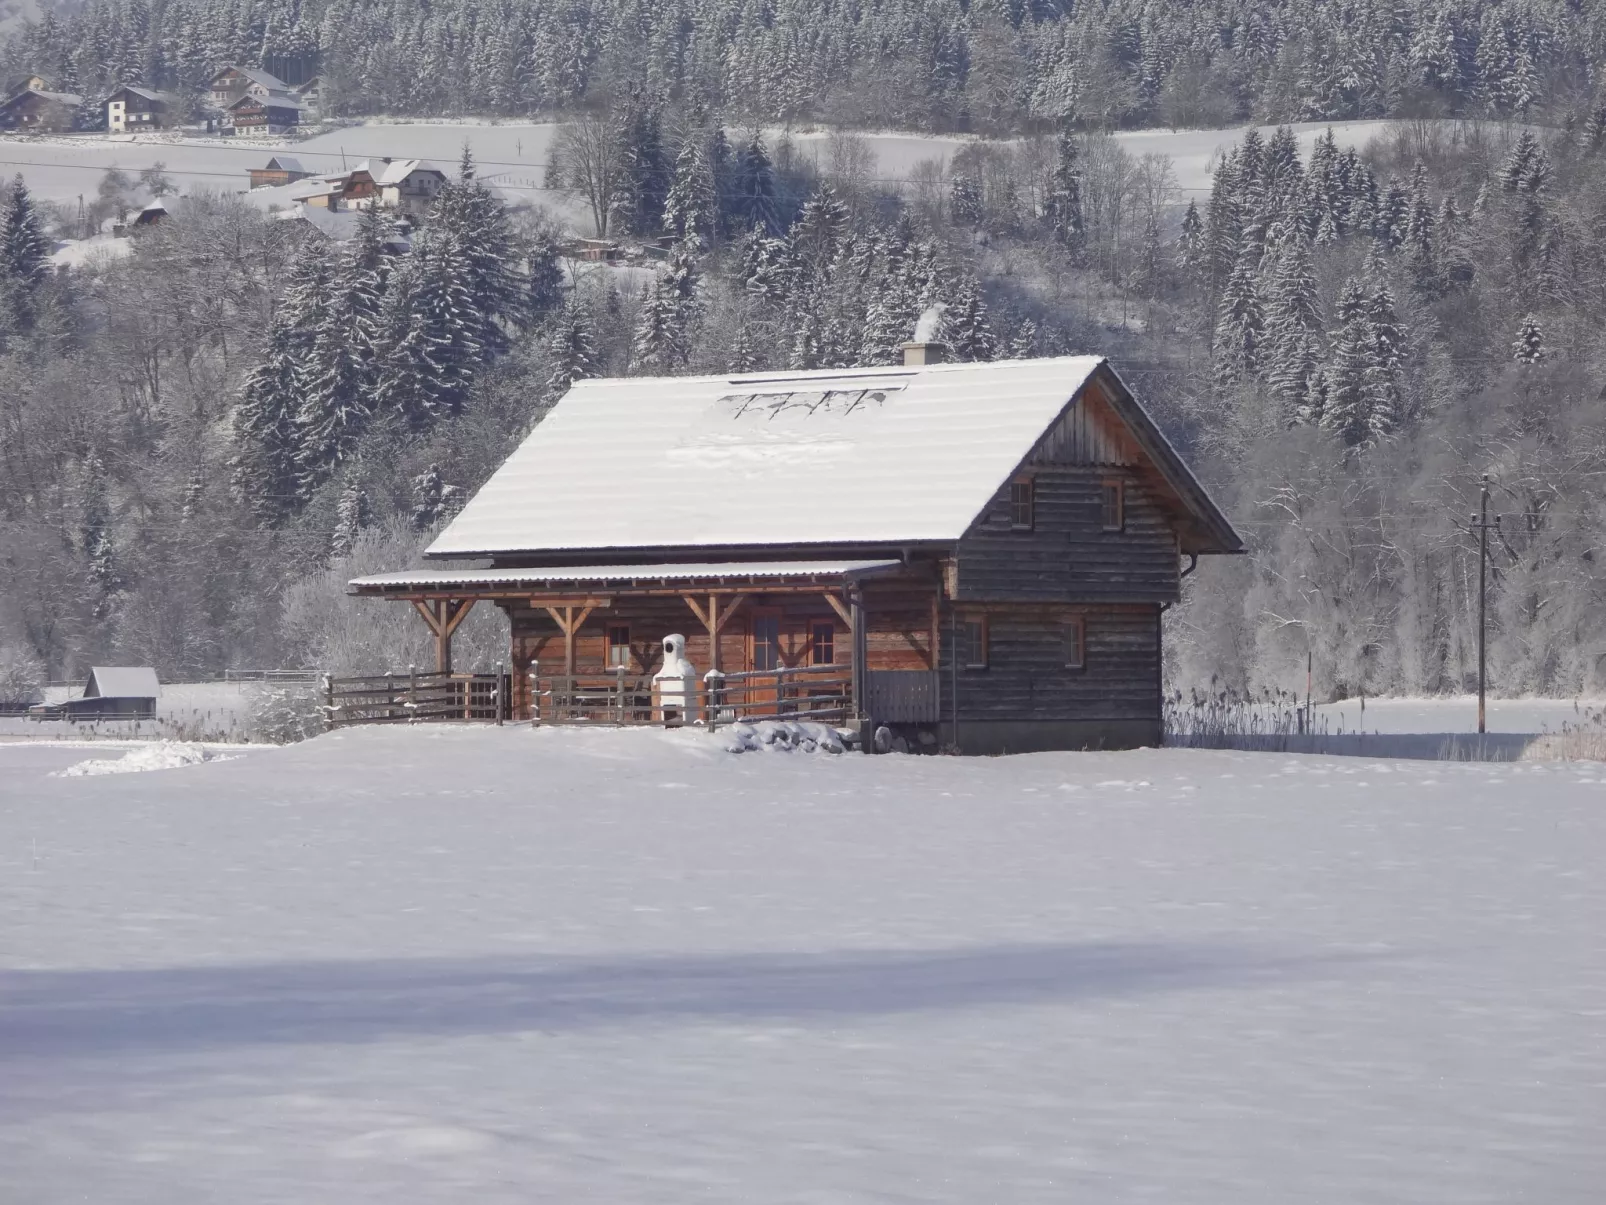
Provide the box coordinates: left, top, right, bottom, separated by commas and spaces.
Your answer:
2, 0, 1604, 132
3, 99, 1606, 703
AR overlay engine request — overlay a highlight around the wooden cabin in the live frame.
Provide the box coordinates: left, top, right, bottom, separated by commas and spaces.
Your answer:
350, 349, 1242, 753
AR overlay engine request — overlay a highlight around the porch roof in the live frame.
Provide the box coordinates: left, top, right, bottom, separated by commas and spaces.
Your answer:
348, 559, 905, 596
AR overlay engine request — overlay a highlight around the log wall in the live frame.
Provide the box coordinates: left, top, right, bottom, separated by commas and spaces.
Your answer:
953, 465, 1181, 605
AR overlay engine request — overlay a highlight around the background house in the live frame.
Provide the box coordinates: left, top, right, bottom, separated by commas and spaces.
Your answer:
341, 158, 446, 216
105, 85, 178, 133
207, 66, 291, 109
228, 91, 302, 135
0, 87, 82, 132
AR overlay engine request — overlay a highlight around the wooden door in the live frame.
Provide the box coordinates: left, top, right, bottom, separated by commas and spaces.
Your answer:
749, 609, 783, 705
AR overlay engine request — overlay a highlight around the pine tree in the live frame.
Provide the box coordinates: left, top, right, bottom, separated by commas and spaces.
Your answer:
1, 175, 49, 289
1363, 279, 1407, 437
949, 173, 983, 228
426, 150, 523, 353
1320, 280, 1376, 447
944, 273, 997, 362
1512, 314, 1545, 364
371, 256, 441, 433
611, 92, 671, 236
525, 229, 564, 318
633, 269, 685, 373
790, 185, 850, 284
731, 131, 779, 235
1212, 244, 1264, 389
663, 135, 717, 241
1175, 199, 1205, 274
232, 318, 303, 525
1006, 319, 1038, 360
409, 463, 461, 531
1264, 233, 1324, 418
330, 483, 372, 557
1042, 131, 1085, 252
545, 301, 599, 398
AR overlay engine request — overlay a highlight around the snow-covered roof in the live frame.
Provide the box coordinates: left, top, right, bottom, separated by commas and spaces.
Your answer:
427, 357, 1241, 558
280, 207, 362, 240
229, 91, 304, 111
84, 666, 160, 699
351, 158, 446, 185
350, 560, 905, 594
4, 88, 80, 106
214, 66, 290, 91
111, 85, 175, 104
263, 155, 305, 172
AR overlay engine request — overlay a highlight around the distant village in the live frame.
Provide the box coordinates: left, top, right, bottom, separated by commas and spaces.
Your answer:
0, 64, 320, 138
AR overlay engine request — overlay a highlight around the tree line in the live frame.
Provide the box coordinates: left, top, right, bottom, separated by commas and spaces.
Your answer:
2, 102, 1605, 703
3, 0, 1599, 133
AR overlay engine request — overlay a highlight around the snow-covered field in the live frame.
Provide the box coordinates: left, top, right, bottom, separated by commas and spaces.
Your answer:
4, 118, 1420, 223
1314, 695, 1603, 735
2, 725, 1601, 1202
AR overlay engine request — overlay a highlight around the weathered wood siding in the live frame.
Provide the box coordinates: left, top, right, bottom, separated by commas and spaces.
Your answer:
937, 602, 1161, 725
952, 465, 1181, 605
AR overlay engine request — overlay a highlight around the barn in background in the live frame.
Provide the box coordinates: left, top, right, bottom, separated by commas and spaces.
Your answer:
351, 349, 1242, 753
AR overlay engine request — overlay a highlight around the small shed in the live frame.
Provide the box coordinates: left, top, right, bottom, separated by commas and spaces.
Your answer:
63, 666, 159, 720
249, 155, 312, 189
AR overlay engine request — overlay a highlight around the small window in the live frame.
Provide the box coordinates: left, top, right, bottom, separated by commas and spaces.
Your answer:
1064, 616, 1086, 670
1010, 478, 1035, 530
810, 620, 836, 666
606, 624, 631, 668
964, 615, 989, 669
1101, 479, 1125, 531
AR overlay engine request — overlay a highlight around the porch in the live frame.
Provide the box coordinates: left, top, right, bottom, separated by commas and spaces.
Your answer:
345, 560, 946, 730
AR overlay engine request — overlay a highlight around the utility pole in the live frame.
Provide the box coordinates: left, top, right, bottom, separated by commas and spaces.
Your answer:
1469, 474, 1500, 735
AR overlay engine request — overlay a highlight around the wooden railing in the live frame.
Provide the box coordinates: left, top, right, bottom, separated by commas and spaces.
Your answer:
323, 671, 509, 727
533, 663, 855, 727
325, 666, 936, 730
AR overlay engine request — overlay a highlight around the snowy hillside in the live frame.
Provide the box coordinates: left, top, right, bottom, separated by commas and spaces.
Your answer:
2, 727, 1600, 1202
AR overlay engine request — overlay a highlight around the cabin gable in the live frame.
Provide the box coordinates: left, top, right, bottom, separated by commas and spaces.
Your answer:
951, 380, 1182, 606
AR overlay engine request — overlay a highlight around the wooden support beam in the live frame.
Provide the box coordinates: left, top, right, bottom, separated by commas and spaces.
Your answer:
822, 592, 854, 630
412, 598, 471, 674
684, 592, 747, 672
543, 602, 603, 675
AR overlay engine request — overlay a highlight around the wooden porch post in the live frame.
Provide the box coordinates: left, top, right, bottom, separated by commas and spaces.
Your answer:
411, 597, 476, 674
850, 587, 867, 725
541, 602, 604, 675
682, 593, 748, 672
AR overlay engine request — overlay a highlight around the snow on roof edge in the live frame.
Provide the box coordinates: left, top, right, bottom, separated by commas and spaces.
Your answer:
350, 560, 905, 592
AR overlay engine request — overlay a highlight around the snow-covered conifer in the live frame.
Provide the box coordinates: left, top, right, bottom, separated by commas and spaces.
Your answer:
663, 135, 717, 241
545, 301, 599, 398
1512, 314, 1545, 364
330, 483, 372, 557
1042, 132, 1085, 251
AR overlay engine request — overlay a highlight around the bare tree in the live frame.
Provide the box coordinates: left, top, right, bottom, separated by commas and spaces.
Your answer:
546, 114, 623, 237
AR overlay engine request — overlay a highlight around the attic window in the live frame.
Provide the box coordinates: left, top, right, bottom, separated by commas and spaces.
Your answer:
1010, 479, 1035, 530
1101, 480, 1125, 531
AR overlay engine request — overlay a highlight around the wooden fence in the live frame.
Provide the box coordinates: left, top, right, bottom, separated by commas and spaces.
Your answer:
323, 671, 509, 727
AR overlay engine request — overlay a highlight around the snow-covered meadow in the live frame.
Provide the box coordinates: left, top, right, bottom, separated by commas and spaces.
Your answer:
2, 725, 1601, 1202
3, 117, 1417, 220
